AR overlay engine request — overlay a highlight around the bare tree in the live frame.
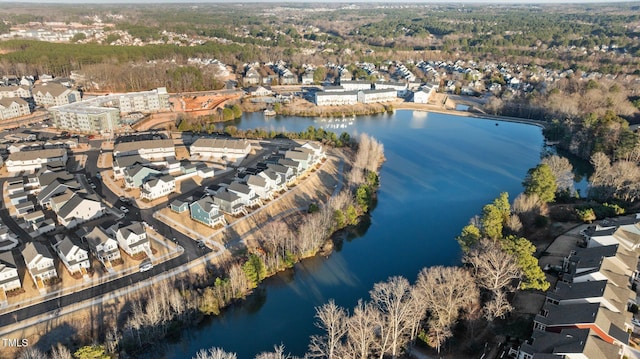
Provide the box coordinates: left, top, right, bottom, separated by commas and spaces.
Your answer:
193, 347, 238, 359
254, 344, 299, 359
463, 240, 521, 320
369, 276, 414, 359
483, 290, 513, 320
541, 155, 574, 193
50, 343, 73, 359
17, 347, 46, 359
413, 266, 480, 353
308, 299, 348, 359
343, 300, 378, 359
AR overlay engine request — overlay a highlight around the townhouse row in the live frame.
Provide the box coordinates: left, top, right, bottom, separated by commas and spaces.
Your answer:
512, 216, 640, 359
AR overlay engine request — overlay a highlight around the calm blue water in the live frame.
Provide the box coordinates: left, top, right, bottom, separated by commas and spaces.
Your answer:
164, 110, 544, 358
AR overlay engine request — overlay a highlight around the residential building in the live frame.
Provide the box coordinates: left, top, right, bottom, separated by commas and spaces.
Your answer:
22, 241, 58, 286
357, 89, 397, 104
113, 87, 170, 113
413, 85, 436, 104
314, 91, 358, 106
32, 83, 81, 107
374, 80, 408, 96
190, 138, 252, 161
517, 328, 622, 359
0, 252, 21, 293
213, 190, 246, 216
55, 193, 104, 228
284, 150, 312, 171
82, 226, 121, 268
5, 148, 68, 173
112, 155, 149, 179
113, 139, 175, 160
189, 196, 226, 227
0, 97, 31, 120
247, 174, 275, 200
50, 105, 120, 134
124, 165, 161, 189
113, 222, 150, 257
140, 175, 176, 201
546, 280, 634, 314
0, 85, 31, 99
227, 182, 261, 207
339, 80, 372, 91
37, 180, 81, 208
245, 86, 273, 97
170, 198, 189, 213
562, 244, 637, 287
53, 235, 90, 275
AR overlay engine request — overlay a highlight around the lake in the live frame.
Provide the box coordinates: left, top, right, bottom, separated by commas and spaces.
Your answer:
163, 110, 544, 358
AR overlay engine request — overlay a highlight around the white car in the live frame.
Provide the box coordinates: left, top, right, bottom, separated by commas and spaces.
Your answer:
120, 206, 129, 213
139, 261, 153, 272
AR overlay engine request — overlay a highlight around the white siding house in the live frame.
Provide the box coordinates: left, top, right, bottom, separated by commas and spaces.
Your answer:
114, 222, 150, 257
22, 242, 58, 287
6, 148, 68, 173
53, 236, 90, 275
190, 138, 252, 161
140, 175, 176, 201
0, 252, 21, 293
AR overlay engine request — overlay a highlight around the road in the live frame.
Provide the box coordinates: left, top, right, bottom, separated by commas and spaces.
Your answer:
0, 137, 335, 335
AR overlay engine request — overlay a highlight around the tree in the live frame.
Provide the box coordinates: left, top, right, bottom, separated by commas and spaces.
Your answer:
343, 300, 378, 359
541, 155, 574, 194
522, 163, 557, 203
369, 276, 414, 359
194, 347, 238, 359
481, 203, 504, 240
17, 347, 46, 359
51, 343, 73, 359
463, 240, 521, 319
414, 266, 480, 353
456, 224, 481, 252
502, 236, 550, 291
254, 345, 298, 359
313, 67, 327, 84
242, 253, 266, 288
308, 299, 348, 359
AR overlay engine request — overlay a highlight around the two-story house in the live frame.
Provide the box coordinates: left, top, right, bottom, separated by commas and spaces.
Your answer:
22, 241, 58, 288
189, 196, 226, 227
112, 222, 150, 257
0, 251, 21, 294
82, 226, 121, 269
53, 235, 90, 275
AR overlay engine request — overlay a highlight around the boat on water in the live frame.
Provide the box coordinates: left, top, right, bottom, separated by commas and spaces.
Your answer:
263, 109, 276, 116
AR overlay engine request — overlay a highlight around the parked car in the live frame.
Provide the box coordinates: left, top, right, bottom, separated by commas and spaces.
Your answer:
139, 260, 153, 272
120, 206, 129, 213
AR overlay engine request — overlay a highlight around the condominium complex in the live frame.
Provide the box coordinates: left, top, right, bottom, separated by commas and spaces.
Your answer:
49, 87, 170, 134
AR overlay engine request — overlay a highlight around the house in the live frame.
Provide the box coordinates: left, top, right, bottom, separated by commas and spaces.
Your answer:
140, 175, 175, 201
30, 219, 56, 237
49, 189, 78, 213
37, 180, 81, 208
516, 328, 622, 359
247, 174, 276, 200
213, 190, 246, 216
227, 182, 261, 207
23, 210, 45, 226
585, 220, 640, 251
6, 148, 68, 173
266, 164, 295, 184
546, 280, 634, 314
301, 71, 315, 85
36, 168, 75, 188
56, 193, 104, 228
413, 85, 436, 104
190, 138, 252, 161
0, 251, 21, 293
113, 139, 175, 160
301, 142, 325, 163
82, 226, 121, 268
124, 165, 161, 189
0, 226, 19, 251
277, 158, 303, 177
113, 222, 150, 257
32, 83, 81, 107
14, 201, 35, 218
22, 241, 58, 287
53, 235, 90, 275
562, 245, 637, 287
532, 302, 630, 347
284, 151, 311, 171
197, 165, 215, 179
0, 97, 31, 120
170, 198, 189, 213
112, 155, 149, 179
243, 68, 261, 86
246, 86, 273, 97
189, 196, 226, 227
